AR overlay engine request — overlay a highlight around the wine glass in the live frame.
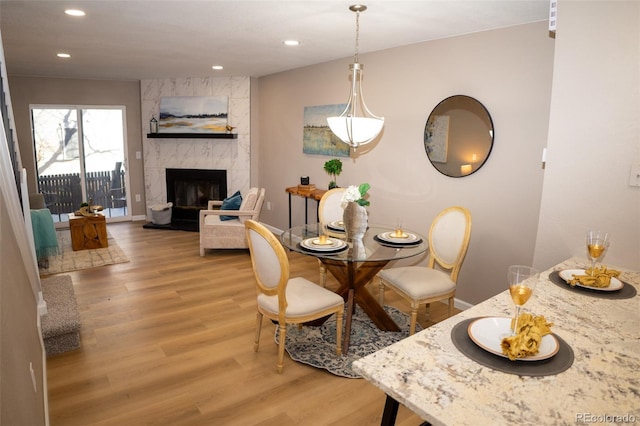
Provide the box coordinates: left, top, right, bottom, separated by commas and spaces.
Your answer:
507, 265, 539, 335
586, 230, 609, 275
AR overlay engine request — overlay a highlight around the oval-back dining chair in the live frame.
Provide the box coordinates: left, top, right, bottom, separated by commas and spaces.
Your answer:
318, 188, 346, 227
377, 206, 472, 335
244, 220, 344, 373
317, 188, 346, 286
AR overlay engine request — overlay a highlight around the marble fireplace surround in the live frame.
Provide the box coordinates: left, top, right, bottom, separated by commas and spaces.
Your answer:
140, 76, 251, 221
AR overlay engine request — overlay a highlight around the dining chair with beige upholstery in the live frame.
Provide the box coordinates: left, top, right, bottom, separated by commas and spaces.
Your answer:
317, 187, 346, 286
244, 220, 344, 373
377, 206, 472, 335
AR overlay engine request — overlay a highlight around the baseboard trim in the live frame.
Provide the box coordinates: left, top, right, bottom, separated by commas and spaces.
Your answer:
454, 298, 473, 311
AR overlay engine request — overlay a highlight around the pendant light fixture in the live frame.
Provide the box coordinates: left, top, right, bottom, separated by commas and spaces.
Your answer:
327, 4, 384, 152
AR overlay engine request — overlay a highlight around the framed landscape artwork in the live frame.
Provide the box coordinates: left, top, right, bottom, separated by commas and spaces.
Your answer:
303, 104, 350, 157
159, 96, 228, 133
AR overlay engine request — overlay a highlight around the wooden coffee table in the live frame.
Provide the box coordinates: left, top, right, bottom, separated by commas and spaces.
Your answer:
69, 213, 108, 251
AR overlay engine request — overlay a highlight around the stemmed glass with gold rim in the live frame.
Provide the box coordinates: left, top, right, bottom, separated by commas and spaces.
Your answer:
507, 265, 539, 335
586, 230, 609, 275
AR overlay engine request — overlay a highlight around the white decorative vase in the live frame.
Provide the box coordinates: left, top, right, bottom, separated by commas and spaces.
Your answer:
343, 202, 368, 258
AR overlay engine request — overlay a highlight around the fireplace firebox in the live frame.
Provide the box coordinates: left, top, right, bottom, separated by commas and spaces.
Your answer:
165, 168, 227, 224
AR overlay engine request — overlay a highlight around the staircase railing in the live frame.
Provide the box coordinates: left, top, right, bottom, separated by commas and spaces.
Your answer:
0, 29, 45, 314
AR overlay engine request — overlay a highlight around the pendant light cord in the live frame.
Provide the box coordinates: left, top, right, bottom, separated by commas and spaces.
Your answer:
354, 10, 360, 63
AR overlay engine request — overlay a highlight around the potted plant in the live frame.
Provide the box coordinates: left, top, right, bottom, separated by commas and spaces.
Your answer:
323, 158, 343, 189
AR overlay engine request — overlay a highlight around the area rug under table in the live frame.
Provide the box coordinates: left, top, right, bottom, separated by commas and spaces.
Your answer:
39, 229, 129, 275
275, 306, 420, 378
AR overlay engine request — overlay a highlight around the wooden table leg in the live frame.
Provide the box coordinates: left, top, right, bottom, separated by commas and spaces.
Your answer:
342, 288, 354, 354
324, 259, 400, 331
320, 258, 401, 350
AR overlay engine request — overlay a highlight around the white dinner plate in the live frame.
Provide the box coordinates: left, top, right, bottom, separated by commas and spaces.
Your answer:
467, 317, 559, 361
300, 237, 347, 252
376, 231, 421, 244
558, 269, 624, 292
327, 221, 345, 231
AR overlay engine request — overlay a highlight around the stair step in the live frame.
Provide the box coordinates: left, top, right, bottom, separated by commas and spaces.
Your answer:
41, 275, 81, 356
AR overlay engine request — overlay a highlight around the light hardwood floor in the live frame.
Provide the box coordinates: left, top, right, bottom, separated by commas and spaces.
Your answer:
45, 221, 458, 426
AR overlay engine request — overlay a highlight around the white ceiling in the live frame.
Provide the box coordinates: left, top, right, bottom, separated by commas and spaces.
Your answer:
0, 0, 550, 81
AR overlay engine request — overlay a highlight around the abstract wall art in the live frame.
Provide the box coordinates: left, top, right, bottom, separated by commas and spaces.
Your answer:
159, 96, 228, 133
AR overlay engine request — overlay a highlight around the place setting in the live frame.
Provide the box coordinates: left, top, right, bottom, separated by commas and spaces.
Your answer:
325, 220, 348, 238
299, 224, 348, 254
548, 231, 636, 299
451, 265, 574, 376
374, 220, 423, 247
327, 220, 345, 233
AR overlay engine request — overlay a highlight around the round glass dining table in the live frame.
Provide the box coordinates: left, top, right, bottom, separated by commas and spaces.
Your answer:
281, 223, 427, 353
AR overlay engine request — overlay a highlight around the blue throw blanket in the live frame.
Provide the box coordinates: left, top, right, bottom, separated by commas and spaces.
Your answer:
30, 209, 59, 260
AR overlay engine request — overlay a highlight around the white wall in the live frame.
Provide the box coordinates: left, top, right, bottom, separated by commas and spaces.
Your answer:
0, 37, 48, 423
140, 77, 251, 212
534, 1, 640, 271
257, 22, 555, 305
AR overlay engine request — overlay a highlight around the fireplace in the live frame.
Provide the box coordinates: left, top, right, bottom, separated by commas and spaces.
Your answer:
165, 168, 227, 223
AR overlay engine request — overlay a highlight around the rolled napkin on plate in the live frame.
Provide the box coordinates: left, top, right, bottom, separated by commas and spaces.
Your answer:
568, 266, 621, 288
500, 313, 553, 361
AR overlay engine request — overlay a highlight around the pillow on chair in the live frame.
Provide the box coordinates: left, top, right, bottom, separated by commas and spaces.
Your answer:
238, 188, 259, 223
220, 190, 242, 221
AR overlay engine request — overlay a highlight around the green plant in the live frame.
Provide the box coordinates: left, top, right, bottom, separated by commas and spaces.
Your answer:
323, 159, 343, 189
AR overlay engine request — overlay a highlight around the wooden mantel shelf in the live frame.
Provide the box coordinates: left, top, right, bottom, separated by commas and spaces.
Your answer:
146, 133, 237, 139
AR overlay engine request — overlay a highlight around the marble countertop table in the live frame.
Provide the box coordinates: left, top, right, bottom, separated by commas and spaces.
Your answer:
352, 257, 640, 426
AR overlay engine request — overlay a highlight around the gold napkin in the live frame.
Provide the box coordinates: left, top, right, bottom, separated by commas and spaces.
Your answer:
568, 266, 620, 288
500, 313, 553, 361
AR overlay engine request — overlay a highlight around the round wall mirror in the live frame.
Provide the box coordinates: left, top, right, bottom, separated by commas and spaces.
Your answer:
424, 95, 494, 177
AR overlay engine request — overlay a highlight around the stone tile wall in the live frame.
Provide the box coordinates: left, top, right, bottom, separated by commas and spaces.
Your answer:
140, 77, 250, 216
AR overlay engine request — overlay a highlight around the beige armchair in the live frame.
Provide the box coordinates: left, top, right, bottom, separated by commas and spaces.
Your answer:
199, 188, 265, 256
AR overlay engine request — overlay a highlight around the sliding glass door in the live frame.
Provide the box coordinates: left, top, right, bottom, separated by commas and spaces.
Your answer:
31, 106, 129, 224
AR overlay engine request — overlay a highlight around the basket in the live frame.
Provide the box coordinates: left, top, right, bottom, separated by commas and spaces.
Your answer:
150, 203, 172, 225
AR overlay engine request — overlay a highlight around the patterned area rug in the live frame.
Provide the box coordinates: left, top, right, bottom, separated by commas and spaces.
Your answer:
275, 305, 421, 378
39, 230, 129, 276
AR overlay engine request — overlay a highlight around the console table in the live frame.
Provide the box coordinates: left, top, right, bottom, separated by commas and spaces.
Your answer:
285, 186, 327, 228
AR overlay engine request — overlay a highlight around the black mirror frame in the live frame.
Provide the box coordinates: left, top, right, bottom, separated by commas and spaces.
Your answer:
424, 95, 494, 178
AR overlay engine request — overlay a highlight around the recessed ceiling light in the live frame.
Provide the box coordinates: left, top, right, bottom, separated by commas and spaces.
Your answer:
65, 9, 85, 17
283, 40, 300, 46
212, 65, 223, 70
57, 53, 71, 58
